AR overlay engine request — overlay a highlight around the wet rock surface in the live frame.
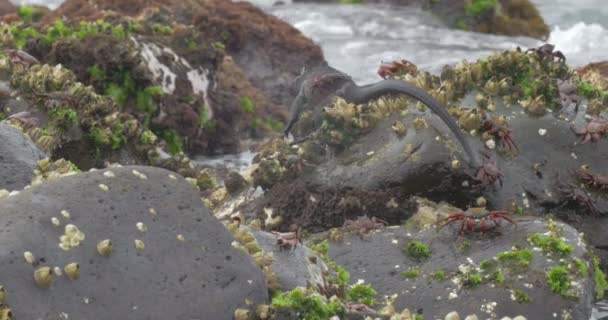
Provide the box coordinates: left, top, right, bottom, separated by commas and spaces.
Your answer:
0, 166, 268, 320
251, 228, 327, 290
0, 121, 46, 190
319, 216, 593, 320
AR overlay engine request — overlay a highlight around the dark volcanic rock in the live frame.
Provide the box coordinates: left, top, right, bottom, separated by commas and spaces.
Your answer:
0, 121, 46, 190
0, 166, 267, 320
318, 215, 593, 320
42, 0, 326, 108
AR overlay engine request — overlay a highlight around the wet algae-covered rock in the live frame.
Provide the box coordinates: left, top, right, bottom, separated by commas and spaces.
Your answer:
317, 214, 595, 319
0, 121, 46, 190
0, 166, 267, 319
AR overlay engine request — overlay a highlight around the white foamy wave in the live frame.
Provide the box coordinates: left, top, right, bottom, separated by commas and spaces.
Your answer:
548, 22, 608, 65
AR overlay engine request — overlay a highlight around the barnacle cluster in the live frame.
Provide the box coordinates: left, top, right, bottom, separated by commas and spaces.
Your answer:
31, 158, 79, 186
59, 223, 86, 251
224, 221, 280, 290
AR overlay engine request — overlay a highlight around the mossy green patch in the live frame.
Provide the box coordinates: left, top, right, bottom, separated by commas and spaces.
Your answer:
546, 265, 571, 297
572, 258, 589, 277
271, 288, 346, 320
159, 129, 183, 155
403, 240, 431, 260
513, 289, 531, 303
528, 232, 573, 256
489, 269, 505, 285
464, 0, 497, 17
346, 283, 377, 306
432, 269, 446, 281
464, 272, 483, 288
401, 267, 421, 279
592, 256, 607, 300
17, 5, 34, 23
497, 247, 533, 272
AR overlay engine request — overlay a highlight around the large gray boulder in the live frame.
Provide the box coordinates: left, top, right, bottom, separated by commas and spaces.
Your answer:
0, 166, 267, 320
317, 215, 594, 320
0, 121, 46, 190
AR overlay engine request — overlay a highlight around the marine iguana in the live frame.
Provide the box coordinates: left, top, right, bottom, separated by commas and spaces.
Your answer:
284, 65, 480, 168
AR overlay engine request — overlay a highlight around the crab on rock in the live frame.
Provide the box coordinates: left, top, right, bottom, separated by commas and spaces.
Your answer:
471, 151, 504, 188
437, 207, 516, 234
572, 116, 608, 144
526, 44, 566, 63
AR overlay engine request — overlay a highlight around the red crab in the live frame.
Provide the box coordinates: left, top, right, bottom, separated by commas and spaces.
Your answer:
272, 227, 302, 251
480, 111, 518, 153
437, 207, 516, 234
377, 59, 418, 79
4, 49, 40, 67
526, 44, 566, 63
554, 172, 602, 215
343, 215, 388, 236
571, 116, 608, 144
471, 151, 504, 188
572, 167, 608, 191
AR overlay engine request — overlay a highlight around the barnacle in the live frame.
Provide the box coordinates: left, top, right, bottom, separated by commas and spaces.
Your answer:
96, 239, 113, 257
64, 262, 80, 280
33, 267, 53, 288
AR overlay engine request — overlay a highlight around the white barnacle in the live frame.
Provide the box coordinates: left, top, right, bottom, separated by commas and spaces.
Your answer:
103, 171, 115, 178
168, 174, 177, 180
132, 169, 148, 180
538, 128, 547, 136
485, 139, 496, 149
136, 222, 148, 233
53, 266, 63, 277
98, 184, 109, 191
148, 208, 158, 217
51, 216, 60, 226
176, 234, 185, 242
61, 210, 71, 219
24, 251, 35, 264
134, 239, 145, 250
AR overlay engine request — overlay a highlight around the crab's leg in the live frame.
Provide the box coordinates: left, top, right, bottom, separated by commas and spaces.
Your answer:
491, 212, 517, 226
459, 219, 466, 235
479, 218, 486, 233
437, 213, 465, 229
466, 218, 474, 233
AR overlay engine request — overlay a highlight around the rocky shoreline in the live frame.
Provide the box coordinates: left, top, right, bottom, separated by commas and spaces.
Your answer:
0, 0, 606, 319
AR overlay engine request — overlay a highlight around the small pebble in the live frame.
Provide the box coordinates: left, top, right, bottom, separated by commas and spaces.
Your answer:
103, 171, 115, 178
51, 217, 60, 226
177, 234, 185, 242
464, 315, 479, 320
538, 128, 547, 136
148, 208, 158, 217
513, 316, 527, 320
98, 184, 109, 191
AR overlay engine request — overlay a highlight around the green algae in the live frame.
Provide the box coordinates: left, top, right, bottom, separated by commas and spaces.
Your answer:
401, 267, 421, 279
546, 265, 571, 297
271, 288, 346, 320
403, 240, 431, 261
592, 256, 607, 300
528, 232, 573, 257
513, 289, 531, 303
346, 283, 377, 306
464, 0, 497, 17
497, 247, 533, 272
